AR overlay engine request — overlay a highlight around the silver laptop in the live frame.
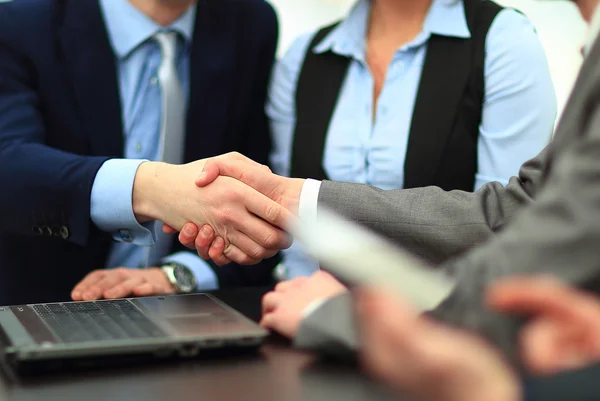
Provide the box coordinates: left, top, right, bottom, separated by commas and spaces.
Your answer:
289, 208, 456, 310
0, 293, 267, 374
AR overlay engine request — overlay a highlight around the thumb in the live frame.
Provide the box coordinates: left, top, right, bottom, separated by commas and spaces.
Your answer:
162, 224, 178, 235
195, 160, 221, 187
195, 157, 279, 200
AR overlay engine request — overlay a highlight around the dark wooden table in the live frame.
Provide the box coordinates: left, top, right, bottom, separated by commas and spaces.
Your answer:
0, 287, 400, 401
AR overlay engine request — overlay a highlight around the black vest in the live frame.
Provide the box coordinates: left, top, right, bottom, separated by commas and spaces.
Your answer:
290, 0, 503, 192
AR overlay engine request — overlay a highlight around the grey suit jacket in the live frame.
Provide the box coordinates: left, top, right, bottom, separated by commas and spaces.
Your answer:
296, 32, 600, 360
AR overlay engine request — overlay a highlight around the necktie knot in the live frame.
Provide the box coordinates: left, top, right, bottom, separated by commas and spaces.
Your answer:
154, 31, 179, 63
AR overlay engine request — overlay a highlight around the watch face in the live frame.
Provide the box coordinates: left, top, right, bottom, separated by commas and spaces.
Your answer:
173, 265, 197, 292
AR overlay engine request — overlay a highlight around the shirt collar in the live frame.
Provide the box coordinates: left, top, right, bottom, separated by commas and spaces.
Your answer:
584, 3, 600, 56
314, 0, 470, 60
99, 0, 197, 60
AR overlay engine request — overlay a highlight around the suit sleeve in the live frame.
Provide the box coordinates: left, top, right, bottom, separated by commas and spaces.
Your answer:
302, 102, 600, 361
309, 128, 548, 360
318, 145, 548, 265
430, 102, 600, 358
295, 292, 359, 360
0, 21, 108, 247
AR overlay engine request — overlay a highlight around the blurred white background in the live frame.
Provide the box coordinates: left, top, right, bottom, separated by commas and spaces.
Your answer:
267, 0, 588, 117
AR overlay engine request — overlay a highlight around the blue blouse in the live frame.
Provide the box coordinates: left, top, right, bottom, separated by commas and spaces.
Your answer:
267, 0, 557, 279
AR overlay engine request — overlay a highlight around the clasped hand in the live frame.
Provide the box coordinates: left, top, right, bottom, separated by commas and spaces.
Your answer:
161, 152, 304, 265
72, 153, 299, 301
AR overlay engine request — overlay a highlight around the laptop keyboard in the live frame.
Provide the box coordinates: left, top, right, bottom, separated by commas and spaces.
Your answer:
32, 300, 166, 343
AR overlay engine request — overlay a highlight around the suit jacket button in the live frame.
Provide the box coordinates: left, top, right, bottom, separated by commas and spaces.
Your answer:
42, 225, 52, 236
60, 226, 70, 240
32, 226, 43, 236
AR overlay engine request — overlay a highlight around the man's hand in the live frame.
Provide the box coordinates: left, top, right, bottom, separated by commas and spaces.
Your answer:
488, 277, 600, 376
356, 288, 520, 401
195, 154, 305, 214
163, 152, 305, 265
133, 153, 294, 265
355, 278, 600, 401
165, 223, 233, 266
71, 268, 175, 301
260, 271, 347, 338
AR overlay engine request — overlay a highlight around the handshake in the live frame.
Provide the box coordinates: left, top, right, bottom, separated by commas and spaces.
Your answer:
132, 152, 305, 265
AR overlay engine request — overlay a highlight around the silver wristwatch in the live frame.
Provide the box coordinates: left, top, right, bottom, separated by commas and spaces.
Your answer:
161, 262, 198, 294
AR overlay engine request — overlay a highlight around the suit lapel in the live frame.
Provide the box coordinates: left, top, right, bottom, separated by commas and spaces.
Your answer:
403, 35, 471, 189
184, 1, 236, 162
58, 0, 124, 158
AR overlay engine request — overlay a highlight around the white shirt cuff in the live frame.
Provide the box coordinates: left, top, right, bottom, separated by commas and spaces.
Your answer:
302, 298, 327, 318
298, 179, 321, 222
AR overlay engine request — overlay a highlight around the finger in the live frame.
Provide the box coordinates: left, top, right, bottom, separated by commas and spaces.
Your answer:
315, 270, 336, 279
488, 277, 600, 322
177, 223, 200, 250
274, 277, 308, 293
259, 312, 276, 331
82, 273, 128, 301
103, 276, 146, 299
217, 152, 269, 169
358, 289, 457, 385
357, 288, 418, 324
199, 160, 274, 194
221, 201, 292, 256
356, 289, 415, 339
195, 153, 268, 188
521, 315, 600, 376
262, 292, 283, 315
162, 224, 178, 235
220, 245, 254, 266
356, 288, 433, 367
520, 318, 566, 376
133, 282, 170, 297
193, 225, 216, 259
242, 187, 296, 234
225, 230, 278, 265
209, 237, 232, 266
358, 294, 409, 384
72, 270, 107, 300
361, 326, 400, 384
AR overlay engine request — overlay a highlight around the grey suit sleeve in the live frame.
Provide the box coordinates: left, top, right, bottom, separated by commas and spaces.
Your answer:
310, 146, 548, 359
294, 292, 358, 359
318, 147, 548, 264
306, 112, 600, 358
315, 110, 600, 358
430, 105, 600, 358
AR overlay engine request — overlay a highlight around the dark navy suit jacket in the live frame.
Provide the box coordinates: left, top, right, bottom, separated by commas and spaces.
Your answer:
0, 0, 280, 305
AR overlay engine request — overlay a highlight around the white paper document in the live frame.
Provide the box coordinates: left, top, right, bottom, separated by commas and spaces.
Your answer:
289, 208, 456, 310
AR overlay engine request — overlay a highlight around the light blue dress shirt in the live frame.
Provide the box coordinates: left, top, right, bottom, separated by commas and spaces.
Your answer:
89, 0, 218, 290
268, 0, 557, 279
